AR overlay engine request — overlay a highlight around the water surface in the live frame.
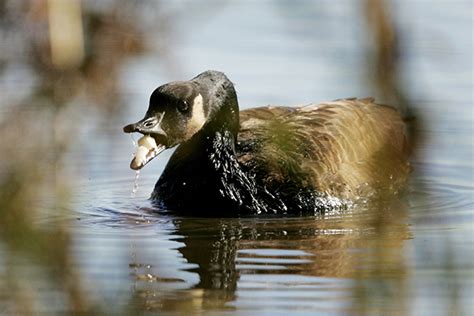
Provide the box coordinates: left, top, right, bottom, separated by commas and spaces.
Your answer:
0, 1, 472, 315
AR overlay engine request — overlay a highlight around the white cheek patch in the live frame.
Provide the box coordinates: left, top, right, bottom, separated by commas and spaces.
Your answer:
186, 94, 207, 138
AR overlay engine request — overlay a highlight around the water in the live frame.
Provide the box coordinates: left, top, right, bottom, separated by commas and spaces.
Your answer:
1, 1, 472, 315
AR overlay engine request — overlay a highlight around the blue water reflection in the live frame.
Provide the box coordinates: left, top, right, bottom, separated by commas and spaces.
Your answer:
0, 1, 472, 315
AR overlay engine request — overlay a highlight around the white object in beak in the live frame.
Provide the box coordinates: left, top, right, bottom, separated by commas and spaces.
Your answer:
130, 135, 165, 170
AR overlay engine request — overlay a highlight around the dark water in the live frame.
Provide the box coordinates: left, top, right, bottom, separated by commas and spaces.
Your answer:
1, 1, 473, 315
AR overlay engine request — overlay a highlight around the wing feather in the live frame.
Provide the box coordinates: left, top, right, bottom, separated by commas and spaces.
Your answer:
237, 99, 410, 198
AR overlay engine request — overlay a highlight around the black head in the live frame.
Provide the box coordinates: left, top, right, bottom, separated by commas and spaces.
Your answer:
123, 70, 239, 165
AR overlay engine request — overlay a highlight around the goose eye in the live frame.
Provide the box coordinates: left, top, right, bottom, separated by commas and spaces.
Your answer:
178, 101, 188, 112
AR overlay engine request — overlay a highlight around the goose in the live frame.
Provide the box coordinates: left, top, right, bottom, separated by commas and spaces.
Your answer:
123, 70, 411, 216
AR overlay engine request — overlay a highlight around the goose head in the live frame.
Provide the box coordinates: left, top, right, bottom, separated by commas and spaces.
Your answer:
123, 70, 239, 170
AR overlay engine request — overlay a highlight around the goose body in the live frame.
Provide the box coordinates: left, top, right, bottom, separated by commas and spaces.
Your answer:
124, 70, 411, 216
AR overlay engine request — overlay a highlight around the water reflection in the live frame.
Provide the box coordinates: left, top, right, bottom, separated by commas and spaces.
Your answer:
0, 0, 472, 314
0, 1, 165, 313
124, 197, 411, 313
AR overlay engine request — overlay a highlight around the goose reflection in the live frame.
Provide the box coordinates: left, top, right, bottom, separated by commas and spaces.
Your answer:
128, 198, 411, 312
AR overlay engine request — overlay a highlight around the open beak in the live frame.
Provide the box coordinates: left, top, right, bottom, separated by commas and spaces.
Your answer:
123, 114, 167, 170
123, 114, 166, 136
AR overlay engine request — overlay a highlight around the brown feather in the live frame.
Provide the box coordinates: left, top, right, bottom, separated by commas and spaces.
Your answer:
236, 98, 411, 199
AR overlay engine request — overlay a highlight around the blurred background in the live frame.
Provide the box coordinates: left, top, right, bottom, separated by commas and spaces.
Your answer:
0, 0, 472, 315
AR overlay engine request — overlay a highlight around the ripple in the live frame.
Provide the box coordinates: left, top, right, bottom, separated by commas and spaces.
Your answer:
231, 274, 353, 312
408, 176, 474, 225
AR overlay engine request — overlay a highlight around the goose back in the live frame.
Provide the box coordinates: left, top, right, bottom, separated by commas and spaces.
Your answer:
236, 98, 411, 200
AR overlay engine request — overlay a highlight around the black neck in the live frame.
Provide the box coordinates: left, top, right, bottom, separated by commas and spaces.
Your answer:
152, 100, 246, 214
152, 81, 286, 215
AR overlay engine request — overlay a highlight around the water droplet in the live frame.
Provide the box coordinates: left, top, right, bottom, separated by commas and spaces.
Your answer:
131, 170, 140, 197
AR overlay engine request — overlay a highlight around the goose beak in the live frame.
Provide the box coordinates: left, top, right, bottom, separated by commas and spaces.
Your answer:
123, 114, 166, 136
123, 113, 168, 170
